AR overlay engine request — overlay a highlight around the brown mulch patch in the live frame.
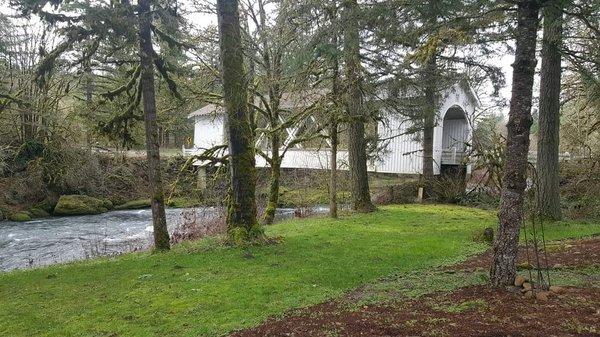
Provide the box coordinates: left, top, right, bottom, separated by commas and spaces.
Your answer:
232, 286, 600, 337
231, 238, 600, 337
450, 237, 600, 271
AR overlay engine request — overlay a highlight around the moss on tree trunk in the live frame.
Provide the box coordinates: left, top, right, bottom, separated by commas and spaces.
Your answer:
343, 0, 375, 213
217, 0, 261, 243
263, 160, 281, 225
138, 0, 170, 251
421, 0, 438, 198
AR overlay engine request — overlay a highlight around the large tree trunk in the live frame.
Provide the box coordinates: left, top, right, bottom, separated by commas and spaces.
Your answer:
490, 0, 539, 286
343, 0, 375, 213
422, 71, 436, 195
329, 32, 341, 219
422, 0, 438, 184
216, 0, 259, 240
537, 0, 563, 220
329, 120, 338, 218
138, 0, 170, 250
84, 60, 93, 147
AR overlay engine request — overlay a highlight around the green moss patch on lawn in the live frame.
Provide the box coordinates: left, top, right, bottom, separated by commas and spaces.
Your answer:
0, 204, 598, 337
527, 219, 600, 241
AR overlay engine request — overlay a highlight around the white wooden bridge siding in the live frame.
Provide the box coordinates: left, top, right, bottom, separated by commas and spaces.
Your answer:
255, 149, 349, 170
185, 83, 477, 175
375, 84, 475, 174
375, 117, 423, 174
192, 115, 225, 150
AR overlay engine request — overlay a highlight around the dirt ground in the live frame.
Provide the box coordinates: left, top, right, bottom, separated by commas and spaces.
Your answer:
231, 238, 600, 337
449, 237, 600, 271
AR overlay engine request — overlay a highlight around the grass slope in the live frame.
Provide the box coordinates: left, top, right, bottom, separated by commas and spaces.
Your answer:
1, 205, 598, 337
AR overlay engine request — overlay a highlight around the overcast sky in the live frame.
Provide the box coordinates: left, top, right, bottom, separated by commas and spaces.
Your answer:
1, 0, 516, 117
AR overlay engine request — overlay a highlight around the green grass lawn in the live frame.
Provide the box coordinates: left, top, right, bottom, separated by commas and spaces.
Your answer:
1, 205, 598, 337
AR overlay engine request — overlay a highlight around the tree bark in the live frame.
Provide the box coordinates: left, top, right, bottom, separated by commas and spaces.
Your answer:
263, 159, 280, 225
138, 0, 170, 250
422, 57, 436, 197
537, 0, 563, 220
343, 0, 375, 213
329, 32, 341, 219
84, 59, 93, 147
329, 120, 338, 218
490, 0, 539, 286
422, 0, 438, 186
217, 0, 260, 240
263, 127, 281, 225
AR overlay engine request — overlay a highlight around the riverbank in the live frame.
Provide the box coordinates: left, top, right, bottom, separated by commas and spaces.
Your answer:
0, 206, 315, 271
0, 162, 409, 222
1, 205, 599, 336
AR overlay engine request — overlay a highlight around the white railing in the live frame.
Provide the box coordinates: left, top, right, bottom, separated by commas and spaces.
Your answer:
181, 146, 206, 157
527, 151, 583, 164
441, 148, 465, 165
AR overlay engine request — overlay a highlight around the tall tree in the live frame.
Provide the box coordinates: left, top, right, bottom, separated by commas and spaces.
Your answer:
329, 33, 341, 219
138, 0, 170, 250
363, 0, 505, 196
490, 0, 540, 286
343, 0, 375, 212
243, 0, 332, 224
537, 0, 564, 220
281, 0, 345, 219
421, 0, 439, 184
11, 0, 184, 249
216, 0, 260, 241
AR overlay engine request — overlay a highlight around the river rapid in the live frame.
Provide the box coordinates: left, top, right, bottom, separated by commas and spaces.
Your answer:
0, 207, 318, 271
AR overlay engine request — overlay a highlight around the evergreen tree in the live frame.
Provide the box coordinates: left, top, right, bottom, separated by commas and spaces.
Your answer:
364, 0, 505, 197
343, 0, 375, 212
491, 0, 540, 286
537, 0, 565, 221
11, 0, 187, 250
216, 0, 261, 241
138, 0, 170, 250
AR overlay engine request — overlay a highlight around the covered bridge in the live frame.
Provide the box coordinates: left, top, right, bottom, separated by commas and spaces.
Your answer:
183, 82, 479, 175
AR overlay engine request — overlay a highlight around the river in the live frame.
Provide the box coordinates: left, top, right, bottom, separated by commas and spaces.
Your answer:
0, 207, 321, 272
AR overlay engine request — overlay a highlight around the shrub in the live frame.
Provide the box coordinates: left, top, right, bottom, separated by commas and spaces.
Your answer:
40, 143, 104, 196
1, 162, 48, 206
373, 181, 420, 205
14, 140, 45, 167
27, 207, 50, 218
429, 175, 467, 204
0, 145, 15, 176
560, 160, 600, 220
170, 207, 227, 244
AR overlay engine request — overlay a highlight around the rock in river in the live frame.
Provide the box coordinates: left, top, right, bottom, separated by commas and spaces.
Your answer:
53, 195, 113, 216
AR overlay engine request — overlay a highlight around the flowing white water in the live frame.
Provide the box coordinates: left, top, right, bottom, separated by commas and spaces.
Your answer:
0, 206, 324, 271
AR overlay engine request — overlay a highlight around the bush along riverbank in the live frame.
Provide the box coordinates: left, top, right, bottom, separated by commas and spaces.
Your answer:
0, 149, 207, 221
0, 146, 415, 221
